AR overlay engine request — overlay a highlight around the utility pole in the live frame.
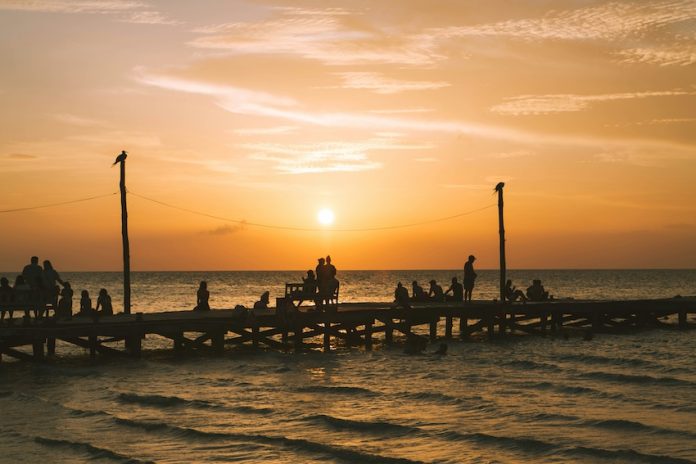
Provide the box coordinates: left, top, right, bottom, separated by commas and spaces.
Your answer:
495, 182, 506, 304
113, 150, 131, 314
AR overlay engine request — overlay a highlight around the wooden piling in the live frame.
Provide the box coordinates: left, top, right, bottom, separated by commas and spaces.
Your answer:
445, 316, 453, 338
365, 321, 373, 350
32, 339, 45, 359
495, 182, 506, 304
323, 320, 331, 353
294, 323, 303, 353
679, 311, 687, 328
487, 315, 495, 339
429, 320, 437, 342
47, 337, 56, 356
459, 316, 468, 339
114, 151, 131, 315
89, 335, 97, 358
252, 324, 260, 348
385, 322, 393, 344
211, 331, 224, 353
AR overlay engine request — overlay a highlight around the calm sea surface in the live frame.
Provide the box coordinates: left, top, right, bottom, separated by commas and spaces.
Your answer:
1, 270, 695, 463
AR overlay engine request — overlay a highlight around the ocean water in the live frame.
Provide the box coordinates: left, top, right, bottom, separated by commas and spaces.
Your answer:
1, 270, 695, 463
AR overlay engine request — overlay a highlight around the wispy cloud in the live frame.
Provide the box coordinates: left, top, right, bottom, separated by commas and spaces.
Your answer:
7, 153, 37, 160
0, 0, 144, 14
442, 1, 696, 41
370, 108, 435, 114
66, 130, 161, 147
205, 222, 246, 235
617, 45, 696, 66
491, 89, 695, 115
242, 138, 433, 174
330, 72, 449, 94
232, 126, 298, 136
54, 113, 108, 127
189, 7, 444, 66
119, 10, 180, 25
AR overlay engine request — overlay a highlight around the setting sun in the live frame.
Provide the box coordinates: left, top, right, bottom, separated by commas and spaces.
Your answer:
317, 208, 335, 226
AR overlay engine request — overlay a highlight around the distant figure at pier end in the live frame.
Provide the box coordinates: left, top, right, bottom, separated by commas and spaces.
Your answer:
463, 255, 477, 303
195, 281, 210, 311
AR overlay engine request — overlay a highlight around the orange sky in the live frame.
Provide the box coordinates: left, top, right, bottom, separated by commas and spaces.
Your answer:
1, 0, 695, 270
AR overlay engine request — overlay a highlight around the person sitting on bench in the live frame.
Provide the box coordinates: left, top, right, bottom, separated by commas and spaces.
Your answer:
444, 277, 464, 302
505, 279, 527, 302
393, 282, 411, 309
254, 291, 270, 310
428, 280, 444, 303
411, 281, 427, 302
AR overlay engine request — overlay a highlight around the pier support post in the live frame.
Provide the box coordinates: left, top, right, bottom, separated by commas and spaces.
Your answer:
173, 332, 184, 351
47, 337, 56, 356
498, 313, 506, 336
679, 311, 687, 329
323, 320, 331, 353
592, 311, 602, 331
445, 316, 453, 339
294, 323, 303, 353
540, 313, 548, 334
212, 331, 224, 354
487, 315, 495, 339
126, 334, 142, 357
252, 324, 260, 349
89, 335, 98, 358
385, 322, 393, 344
365, 322, 373, 350
459, 317, 468, 339
32, 339, 45, 360
552, 311, 562, 332
429, 320, 437, 342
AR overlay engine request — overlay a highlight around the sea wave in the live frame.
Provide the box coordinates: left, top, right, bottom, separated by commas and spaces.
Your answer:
293, 385, 380, 396
113, 416, 425, 463
303, 414, 419, 435
117, 392, 222, 409
577, 371, 696, 388
34, 436, 154, 464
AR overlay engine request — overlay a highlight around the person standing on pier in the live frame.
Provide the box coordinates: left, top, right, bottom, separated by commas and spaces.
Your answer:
463, 255, 477, 303
42, 260, 65, 308
22, 256, 42, 291
315, 257, 327, 308
325, 255, 339, 305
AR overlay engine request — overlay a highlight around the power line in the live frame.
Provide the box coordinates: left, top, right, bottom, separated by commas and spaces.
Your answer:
128, 190, 496, 233
0, 192, 117, 213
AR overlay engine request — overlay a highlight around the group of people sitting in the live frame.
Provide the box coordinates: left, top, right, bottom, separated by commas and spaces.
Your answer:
0, 256, 114, 325
505, 279, 552, 302
393, 278, 467, 309
297, 255, 340, 309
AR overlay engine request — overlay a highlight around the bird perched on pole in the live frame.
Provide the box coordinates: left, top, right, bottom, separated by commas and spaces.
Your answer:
494, 182, 505, 192
112, 150, 127, 166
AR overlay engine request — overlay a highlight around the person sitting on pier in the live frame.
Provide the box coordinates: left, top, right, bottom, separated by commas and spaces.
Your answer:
302, 270, 317, 294
428, 280, 444, 303
254, 291, 270, 310
96, 288, 113, 316
393, 282, 411, 309
444, 277, 464, 302
195, 281, 210, 311
0, 277, 12, 324
78, 290, 93, 317
56, 282, 73, 320
411, 281, 427, 302
505, 279, 527, 302
526, 279, 549, 302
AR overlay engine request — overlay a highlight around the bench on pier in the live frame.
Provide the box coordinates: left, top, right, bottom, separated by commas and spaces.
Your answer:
0, 303, 56, 322
283, 283, 339, 310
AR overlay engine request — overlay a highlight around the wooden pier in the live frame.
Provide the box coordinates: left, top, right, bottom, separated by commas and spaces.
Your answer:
1, 298, 695, 362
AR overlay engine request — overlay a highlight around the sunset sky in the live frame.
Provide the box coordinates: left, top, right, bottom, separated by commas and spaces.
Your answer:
1, 0, 695, 270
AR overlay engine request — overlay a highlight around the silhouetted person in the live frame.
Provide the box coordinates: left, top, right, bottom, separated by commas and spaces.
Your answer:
315, 257, 327, 308
32, 276, 46, 319
254, 291, 270, 310
96, 288, 113, 316
393, 282, 411, 309
57, 282, 73, 320
302, 270, 317, 294
42, 260, 64, 308
22, 256, 43, 291
444, 277, 464, 302
463, 255, 477, 303
411, 281, 427, 302
195, 281, 210, 311
505, 279, 527, 302
526, 279, 549, 302
325, 255, 339, 305
428, 280, 444, 303
0, 277, 12, 324
78, 290, 93, 317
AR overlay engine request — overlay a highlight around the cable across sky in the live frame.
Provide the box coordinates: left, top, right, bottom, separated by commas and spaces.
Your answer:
0, 189, 496, 232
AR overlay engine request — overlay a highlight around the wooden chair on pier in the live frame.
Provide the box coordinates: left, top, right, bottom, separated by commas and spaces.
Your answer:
283, 283, 339, 311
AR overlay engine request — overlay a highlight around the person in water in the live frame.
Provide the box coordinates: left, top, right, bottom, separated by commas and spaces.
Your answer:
411, 281, 427, 302
444, 277, 464, 302
428, 280, 444, 303
463, 255, 477, 303
96, 288, 113, 316
393, 282, 411, 309
195, 281, 210, 311
254, 291, 270, 310
504, 279, 527, 302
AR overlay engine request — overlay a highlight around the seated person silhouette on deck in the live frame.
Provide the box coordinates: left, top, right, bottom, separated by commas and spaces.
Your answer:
411, 281, 427, 302
444, 277, 464, 302
302, 270, 317, 294
393, 282, 411, 309
56, 282, 73, 320
78, 290, 93, 317
526, 280, 550, 302
32, 276, 46, 319
254, 291, 270, 310
428, 280, 444, 303
0, 277, 12, 324
96, 288, 113, 316
195, 281, 210, 311
13, 275, 30, 320
505, 279, 527, 302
